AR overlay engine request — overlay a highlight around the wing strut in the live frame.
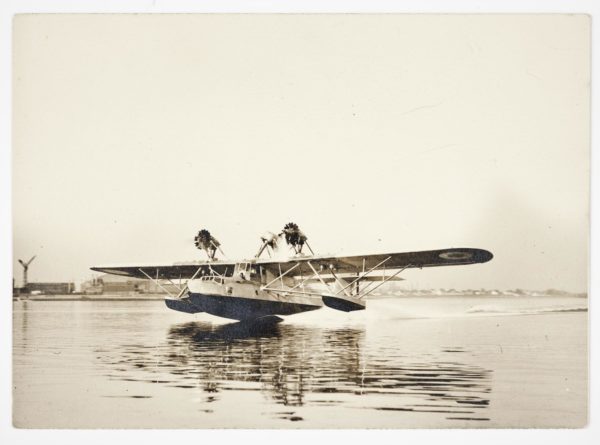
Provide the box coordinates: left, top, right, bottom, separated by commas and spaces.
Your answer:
335, 256, 392, 296
355, 264, 412, 300
139, 268, 177, 298
306, 261, 330, 288
262, 261, 338, 297
138, 266, 205, 300
262, 263, 301, 290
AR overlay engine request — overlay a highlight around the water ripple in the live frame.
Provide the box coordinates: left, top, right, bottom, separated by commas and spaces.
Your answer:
95, 319, 492, 422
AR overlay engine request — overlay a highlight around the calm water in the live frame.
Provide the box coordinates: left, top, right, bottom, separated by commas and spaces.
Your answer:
13, 296, 587, 428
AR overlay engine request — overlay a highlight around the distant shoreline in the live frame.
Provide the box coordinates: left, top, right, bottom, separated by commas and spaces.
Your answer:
13, 294, 167, 302
13, 292, 587, 302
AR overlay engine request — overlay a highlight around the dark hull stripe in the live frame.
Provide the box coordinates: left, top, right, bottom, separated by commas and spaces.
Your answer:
167, 293, 322, 321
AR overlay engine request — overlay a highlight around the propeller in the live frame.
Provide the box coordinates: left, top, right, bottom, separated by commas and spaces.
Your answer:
194, 229, 225, 260
255, 232, 279, 258
279, 222, 314, 255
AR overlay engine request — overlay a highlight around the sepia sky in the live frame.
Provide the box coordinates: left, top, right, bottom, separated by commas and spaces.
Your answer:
12, 14, 590, 292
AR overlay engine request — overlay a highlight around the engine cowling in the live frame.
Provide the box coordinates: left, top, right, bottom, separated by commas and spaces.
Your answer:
194, 229, 221, 260
280, 222, 309, 254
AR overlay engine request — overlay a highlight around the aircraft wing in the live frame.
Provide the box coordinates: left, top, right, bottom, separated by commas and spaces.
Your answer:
90, 260, 236, 280
257, 247, 493, 276
91, 248, 492, 280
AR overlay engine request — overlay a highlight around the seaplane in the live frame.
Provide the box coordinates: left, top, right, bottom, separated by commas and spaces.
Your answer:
91, 223, 493, 321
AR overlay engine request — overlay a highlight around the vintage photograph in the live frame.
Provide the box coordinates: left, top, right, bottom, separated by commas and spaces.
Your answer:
11, 14, 589, 428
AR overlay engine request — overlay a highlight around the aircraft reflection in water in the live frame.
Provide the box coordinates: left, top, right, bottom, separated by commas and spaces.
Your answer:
99, 319, 492, 421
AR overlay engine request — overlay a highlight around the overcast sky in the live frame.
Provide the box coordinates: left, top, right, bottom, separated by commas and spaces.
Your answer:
12, 14, 589, 292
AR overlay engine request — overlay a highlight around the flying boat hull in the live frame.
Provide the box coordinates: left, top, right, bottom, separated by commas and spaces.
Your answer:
166, 278, 324, 320
166, 293, 322, 320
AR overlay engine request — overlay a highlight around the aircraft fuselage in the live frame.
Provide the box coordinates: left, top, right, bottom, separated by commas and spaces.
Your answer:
165, 274, 325, 320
